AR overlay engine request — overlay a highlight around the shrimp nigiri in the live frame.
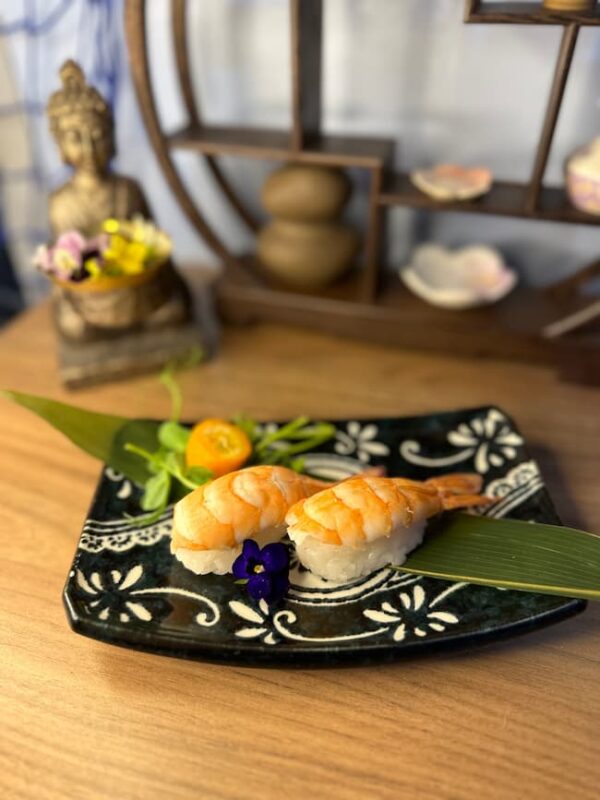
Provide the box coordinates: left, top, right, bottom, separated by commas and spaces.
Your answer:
171, 465, 330, 575
285, 473, 491, 583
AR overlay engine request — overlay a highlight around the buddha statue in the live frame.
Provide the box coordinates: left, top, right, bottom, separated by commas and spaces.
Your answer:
46, 60, 190, 342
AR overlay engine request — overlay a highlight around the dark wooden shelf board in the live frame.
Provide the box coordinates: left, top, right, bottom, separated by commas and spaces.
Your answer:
378, 173, 600, 225
303, 133, 395, 167
535, 185, 600, 224
227, 257, 367, 304
213, 262, 569, 364
465, 2, 600, 26
168, 125, 395, 168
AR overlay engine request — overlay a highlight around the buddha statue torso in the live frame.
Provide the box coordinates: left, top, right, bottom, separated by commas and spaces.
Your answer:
50, 174, 151, 239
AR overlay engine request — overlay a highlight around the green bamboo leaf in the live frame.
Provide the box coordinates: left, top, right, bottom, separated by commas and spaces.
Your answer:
397, 513, 600, 601
2, 389, 159, 484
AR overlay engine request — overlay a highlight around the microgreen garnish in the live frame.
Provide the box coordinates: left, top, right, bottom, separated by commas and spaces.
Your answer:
124, 443, 211, 490
158, 420, 190, 453
232, 414, 335, 470
124, 442, 213, 523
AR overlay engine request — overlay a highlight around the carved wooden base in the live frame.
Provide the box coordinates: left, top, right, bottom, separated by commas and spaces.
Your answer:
57, 320, 206, 389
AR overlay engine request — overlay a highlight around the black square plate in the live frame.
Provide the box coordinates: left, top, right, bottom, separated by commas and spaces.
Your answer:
63, 406, 585, 665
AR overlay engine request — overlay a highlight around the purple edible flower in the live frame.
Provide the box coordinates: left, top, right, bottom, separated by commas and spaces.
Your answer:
232, 540, 290, 604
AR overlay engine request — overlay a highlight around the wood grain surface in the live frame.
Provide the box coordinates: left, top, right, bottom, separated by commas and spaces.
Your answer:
1, 302, 599, 800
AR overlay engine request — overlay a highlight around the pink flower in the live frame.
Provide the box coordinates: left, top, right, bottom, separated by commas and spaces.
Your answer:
32, 230, 107, 281
54, 231, 88, 260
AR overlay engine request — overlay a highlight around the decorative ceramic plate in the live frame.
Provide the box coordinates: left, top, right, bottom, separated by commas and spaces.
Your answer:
410, 164, 493, 201
63, 406, 585, 665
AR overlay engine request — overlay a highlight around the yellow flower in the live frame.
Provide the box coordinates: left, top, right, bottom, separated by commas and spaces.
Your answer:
103, 218, 121, 235
103, 234, 149, 275
101, 216, 172, 272
84, 257, 103, 279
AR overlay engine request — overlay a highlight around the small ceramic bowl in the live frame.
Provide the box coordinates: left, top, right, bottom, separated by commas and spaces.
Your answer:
566, 137, 600, 217
400, 244, 517, 310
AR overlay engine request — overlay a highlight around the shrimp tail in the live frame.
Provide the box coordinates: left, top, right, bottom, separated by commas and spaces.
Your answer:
425, 473, 492, 510
442, 493, 492, 510
360, 465, 387, 477
302, 465, 386, 492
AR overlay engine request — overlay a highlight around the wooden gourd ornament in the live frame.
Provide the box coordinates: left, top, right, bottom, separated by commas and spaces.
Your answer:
258, 164, 359, 289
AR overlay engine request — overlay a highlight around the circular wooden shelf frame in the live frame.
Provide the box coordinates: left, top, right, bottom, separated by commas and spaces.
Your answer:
125, 0, 257, 269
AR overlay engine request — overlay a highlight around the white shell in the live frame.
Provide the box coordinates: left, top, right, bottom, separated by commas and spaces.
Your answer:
400, 244, 518, 310
568, 137, 600, 181
566, 137, 600, 216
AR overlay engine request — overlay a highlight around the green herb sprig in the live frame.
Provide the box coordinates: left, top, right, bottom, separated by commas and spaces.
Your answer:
233, 414, 336, 472
125, 353, 212, 523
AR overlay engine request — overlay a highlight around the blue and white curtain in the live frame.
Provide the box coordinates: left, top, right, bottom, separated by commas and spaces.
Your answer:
0, 0, 124, 309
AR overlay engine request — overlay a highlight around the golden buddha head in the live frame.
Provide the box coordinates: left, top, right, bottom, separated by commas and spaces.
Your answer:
47, 60, 114, 175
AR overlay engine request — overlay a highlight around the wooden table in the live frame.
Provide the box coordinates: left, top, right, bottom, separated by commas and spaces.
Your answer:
1, 302, 598, 800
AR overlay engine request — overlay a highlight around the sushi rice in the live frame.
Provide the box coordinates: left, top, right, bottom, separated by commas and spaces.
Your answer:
171, 525, 284, 576
288, 521, 426, 583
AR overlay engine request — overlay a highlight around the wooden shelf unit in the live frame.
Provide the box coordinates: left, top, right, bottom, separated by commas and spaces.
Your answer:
125, 0, 599, 381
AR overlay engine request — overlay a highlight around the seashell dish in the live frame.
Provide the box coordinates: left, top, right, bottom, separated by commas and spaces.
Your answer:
566, 137, 600, 217
410, 164, 493, 202
400, 244, 518, 310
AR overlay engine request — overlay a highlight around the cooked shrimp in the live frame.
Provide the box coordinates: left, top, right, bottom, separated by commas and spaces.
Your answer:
286, 473, 490, 583
171, 465, 330, 575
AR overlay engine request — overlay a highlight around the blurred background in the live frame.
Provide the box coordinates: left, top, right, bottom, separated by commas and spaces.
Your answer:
0, 0, 598, 325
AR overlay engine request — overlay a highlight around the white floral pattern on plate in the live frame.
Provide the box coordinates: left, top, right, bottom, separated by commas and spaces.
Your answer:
400, 408, 523, 473
105, 468, 134, 500
225, 581, 465, 645
75, 564, 153, 623
363, 584, 462, 642
229, 599, 278, 645
74, 564, 220, 627
335, 421, 390, 463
